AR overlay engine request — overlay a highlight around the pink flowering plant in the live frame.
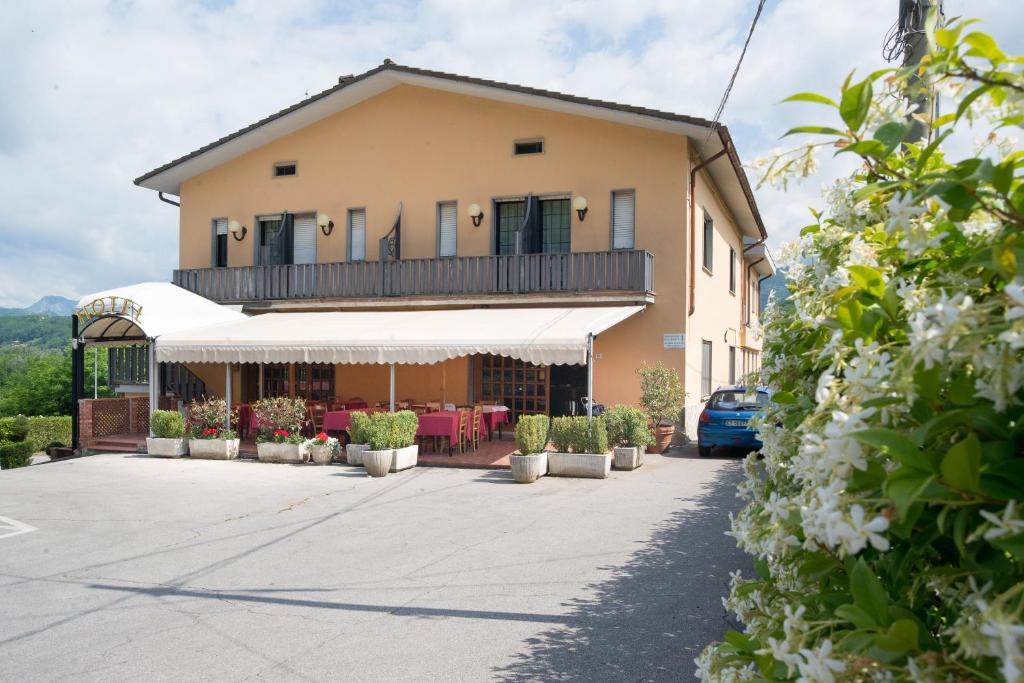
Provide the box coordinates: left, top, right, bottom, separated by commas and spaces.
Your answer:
252, 397, 306, 444
698, 20, 1024, 683
187, 397, 237, 440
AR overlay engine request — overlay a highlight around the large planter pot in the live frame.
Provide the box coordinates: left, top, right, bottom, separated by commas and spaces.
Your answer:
547, 452, 612, 479
363, 449, 393, 478
346, 443, 369, 465
390, 444, 418, 472
509, 452, 548, 484
309, 445, 335, 465
257, 441, 308, 464
189, 438, 239, 460
146, 437, 188, 458
649, 425, 675, 454
613, 446, 644, 470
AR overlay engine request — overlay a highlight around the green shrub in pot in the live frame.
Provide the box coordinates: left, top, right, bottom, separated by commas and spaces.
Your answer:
604, 405, 653, 448
514, 414, 549, 455
151, 410, 185, 439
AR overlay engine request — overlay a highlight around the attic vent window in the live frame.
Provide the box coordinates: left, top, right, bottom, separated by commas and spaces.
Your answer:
273, 162, 297, 177
514, 140, 544, 156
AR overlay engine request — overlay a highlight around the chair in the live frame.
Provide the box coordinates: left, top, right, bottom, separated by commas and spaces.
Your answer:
450, 410, 469, 456
328, 401, 346, 411
469, 405, 482, 451
426, 401, 441, 413
310, 404, 326, 433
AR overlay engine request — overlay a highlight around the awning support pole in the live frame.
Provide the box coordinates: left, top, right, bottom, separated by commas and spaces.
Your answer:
148, 341, 157, 436
93, 348, 98, 399
586, 333, 594, 423
224, 364, 232, 430
258, 362, 264, 399
71, 315, 82, 450
389, 363, 396, 413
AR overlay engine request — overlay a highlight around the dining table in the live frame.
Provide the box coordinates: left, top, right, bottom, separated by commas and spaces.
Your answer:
481, 405, 510, 440
233, 404, 252, 438
416, 410, 484, 456
322, 408, 372, 433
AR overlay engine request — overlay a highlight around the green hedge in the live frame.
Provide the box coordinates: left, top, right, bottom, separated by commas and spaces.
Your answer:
551, 416, 608, 454
150, 410, 185, 439
514, 414, 549, 455
0, 415, 30, 443
0, 440, 34, 469
26, 416, 71, 452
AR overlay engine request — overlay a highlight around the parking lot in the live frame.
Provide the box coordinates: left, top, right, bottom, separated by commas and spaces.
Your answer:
0, 449, 749, 682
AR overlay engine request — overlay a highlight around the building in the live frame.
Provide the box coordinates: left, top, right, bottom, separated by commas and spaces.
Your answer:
73, 61, 773, 450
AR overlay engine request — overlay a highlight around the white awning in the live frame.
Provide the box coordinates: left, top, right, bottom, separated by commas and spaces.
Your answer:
155, 306, 645, 366
75, 282, 246, 343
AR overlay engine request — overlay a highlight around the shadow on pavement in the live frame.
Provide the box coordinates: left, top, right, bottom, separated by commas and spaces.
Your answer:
493, 460, 750, 682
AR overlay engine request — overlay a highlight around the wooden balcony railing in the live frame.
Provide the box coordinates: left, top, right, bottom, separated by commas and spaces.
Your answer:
172, 250, 654, 303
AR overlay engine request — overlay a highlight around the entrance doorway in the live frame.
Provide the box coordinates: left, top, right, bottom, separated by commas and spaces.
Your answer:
549, 364, 587, 417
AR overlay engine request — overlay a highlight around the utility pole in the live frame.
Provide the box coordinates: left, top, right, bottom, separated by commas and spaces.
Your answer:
900, 0, 944, 143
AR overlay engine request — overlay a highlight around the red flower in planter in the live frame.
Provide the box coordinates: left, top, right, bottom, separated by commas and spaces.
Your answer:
314, 431, 330, 444
201, 427, 218, 438
273, 429, 290, 438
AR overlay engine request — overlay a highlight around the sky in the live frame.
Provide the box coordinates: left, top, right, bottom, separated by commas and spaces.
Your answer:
0, 0, 1020, 307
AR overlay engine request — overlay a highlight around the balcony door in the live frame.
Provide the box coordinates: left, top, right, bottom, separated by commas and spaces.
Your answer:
495, 197, 570, 255
257, 213, 316, 266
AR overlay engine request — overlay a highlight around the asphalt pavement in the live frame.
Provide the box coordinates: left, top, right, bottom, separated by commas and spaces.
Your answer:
0, 446, 750, 682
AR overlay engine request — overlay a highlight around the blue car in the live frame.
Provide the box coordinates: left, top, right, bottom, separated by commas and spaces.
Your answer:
697, 386, 771, 457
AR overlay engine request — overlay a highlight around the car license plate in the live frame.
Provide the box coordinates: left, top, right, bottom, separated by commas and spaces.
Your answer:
725, 419, 748, 427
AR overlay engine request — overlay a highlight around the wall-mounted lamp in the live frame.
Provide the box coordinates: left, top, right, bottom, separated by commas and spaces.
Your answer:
228, 219, 247, 241
317, 212, 334, 236
573, 195, 589, 221
467, 203, 484, 228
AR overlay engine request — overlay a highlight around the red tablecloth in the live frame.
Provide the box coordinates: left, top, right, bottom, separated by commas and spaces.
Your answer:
417, 412, 461, 442
345, 400, 368, 410
482, 409, 509, 435
322, 409, 371, 432
233, 404, 251, 434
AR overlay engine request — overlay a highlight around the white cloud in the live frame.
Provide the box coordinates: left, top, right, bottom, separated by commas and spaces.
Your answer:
0, 0, 1020, 305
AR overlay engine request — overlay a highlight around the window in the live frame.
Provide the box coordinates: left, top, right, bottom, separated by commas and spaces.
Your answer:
295, 364, 334, 401
514, 139, 543, 155
495, 197, 569, 255
213, 218, 228, 268
348, 208, 366, 261
496, 200, 525, 255
701, 340, 713, 399
541, 198, 570, 253
293, 214, 316, 265
262, 364, 289, 397
273, 162, 296, 177
729, 346, 736, 384
729, 247, 736, 293
257, 215, 285, 265
437, 201, 457, 257
611, 190, 635, 250
702, 210, 714, 272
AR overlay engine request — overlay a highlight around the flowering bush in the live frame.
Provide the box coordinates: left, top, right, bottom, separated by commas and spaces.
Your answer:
187, 397, 237, 440
699, 21, 1024, 682
251, 397, 306, 443
307, 431, 340, 455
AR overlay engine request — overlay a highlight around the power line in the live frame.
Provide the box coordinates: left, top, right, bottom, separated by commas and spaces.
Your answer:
703, 0, 768, 145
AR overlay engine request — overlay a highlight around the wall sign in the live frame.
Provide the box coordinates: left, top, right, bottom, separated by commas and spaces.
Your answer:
663, 333, 685, 349
75, 296, 143, 327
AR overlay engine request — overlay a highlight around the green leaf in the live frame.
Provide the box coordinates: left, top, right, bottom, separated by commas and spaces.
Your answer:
837, 139, 888, 160
949, 371, 976, 406
780, 92, 838, 107
851, 558, 889, 626
847, 265, 885, 299
993, 161, 1014, 196
913, 365, 941, 402
724, 630, 758, 654
991, 532, 1024, 562
956, 84, 994, 121
839, 77, 873, 132
885, 469, 935, 518
934, 27, 959, 50
940, 433, 981, 492
875, 619, 919, 654
835, 603, 877, 630
773, 391, 796, 404
873, 121, 909, 152
782, 125, 845, 138
963, 31, 1006, 62
850, 429, 930, 471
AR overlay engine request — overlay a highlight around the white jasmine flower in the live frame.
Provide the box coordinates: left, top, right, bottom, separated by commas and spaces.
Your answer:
979, 500, 1024, 540
797, 639, 845, 683
885, 192, 926, 233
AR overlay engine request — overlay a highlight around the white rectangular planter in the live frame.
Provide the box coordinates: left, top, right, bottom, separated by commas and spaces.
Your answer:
390, 444, 419, 472
346, 443, 369, 465
509, 452, 548, 483
547, 452, 612, 479
188, 438, 239, 460
257, 441, 308, 464
146, 437, 188, 458
613, 446, 644, 470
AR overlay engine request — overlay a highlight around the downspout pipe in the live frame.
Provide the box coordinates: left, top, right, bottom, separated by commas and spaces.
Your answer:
688, 147, 728, 317
158, 192, 180, 207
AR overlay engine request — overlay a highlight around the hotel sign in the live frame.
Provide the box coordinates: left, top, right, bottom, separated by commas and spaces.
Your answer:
75, 296, 144, 327
662, 333, 685, 349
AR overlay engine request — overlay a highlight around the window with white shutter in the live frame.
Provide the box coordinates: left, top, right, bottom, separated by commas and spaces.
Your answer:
213, 218, 228, 268
611, 190, 635, 250
348, 208, 366, 261
292, 214, 316, 264
437, 201, 457, 257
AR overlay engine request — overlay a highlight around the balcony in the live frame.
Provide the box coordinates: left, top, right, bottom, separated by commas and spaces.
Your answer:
173, 250, 654, 307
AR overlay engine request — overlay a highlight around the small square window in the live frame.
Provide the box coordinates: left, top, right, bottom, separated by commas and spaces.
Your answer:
273, 162, 297, 177
514, 140, 543, 155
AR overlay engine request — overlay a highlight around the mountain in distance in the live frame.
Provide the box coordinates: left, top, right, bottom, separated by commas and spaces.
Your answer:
0, 295, 76, 317
760, 269, 789, 311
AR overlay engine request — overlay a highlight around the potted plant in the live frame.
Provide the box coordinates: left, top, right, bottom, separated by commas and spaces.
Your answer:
307, 431, 339, 465
604, 404, 653, 470
510, 414, 549, 483
346, 411, 371, 465
146, 409, 188, 457
547, 416, 611, 479
362, 412, 395, 478
389, 410, 419, 472
187, 397, 239, 460
635, 362, 685, 454
252, 397, 308, 463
